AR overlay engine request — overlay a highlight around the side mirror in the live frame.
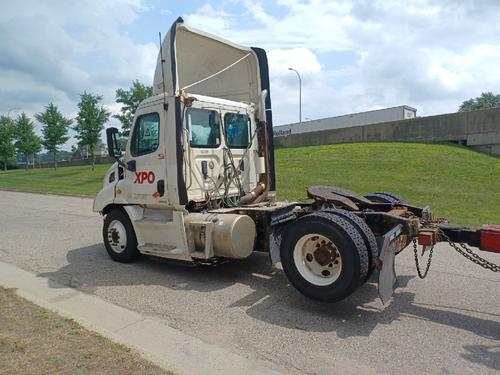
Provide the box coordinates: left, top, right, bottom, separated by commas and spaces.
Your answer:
106, 127, 121, 158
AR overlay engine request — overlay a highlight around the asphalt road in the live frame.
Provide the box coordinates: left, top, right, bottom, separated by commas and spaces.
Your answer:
1, 190, 499, 375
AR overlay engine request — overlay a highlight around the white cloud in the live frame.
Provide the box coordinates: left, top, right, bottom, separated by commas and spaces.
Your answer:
268, 48, 322, 76
184, 4, 236, 34
0, 0, 158, 149
183, 0, 500, 124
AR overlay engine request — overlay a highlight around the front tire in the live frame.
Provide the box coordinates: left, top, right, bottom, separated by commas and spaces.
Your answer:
280, 213, 369, 302
103, 209, 139, 263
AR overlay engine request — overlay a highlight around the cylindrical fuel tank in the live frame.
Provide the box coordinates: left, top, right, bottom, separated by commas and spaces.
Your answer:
185, 213, 256, 259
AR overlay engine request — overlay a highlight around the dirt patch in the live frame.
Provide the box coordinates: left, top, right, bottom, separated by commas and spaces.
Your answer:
0, 287, 171, 375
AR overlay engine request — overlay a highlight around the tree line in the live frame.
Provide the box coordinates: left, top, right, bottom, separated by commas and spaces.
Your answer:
0, 80, 152, 171
458, 92, 500, 112
1, 87, 499, 172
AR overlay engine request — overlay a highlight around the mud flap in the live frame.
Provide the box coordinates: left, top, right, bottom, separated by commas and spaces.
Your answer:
377, 224, 403, 304
268, 205, 297, 264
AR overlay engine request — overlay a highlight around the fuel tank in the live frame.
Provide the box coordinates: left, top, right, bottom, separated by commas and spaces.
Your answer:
184, 213, 256, 259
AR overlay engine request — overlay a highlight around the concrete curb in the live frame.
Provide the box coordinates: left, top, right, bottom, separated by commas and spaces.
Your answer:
0, 261, 281, 375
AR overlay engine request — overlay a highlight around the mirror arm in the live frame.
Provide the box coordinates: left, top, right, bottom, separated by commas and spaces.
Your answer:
116, 157, 129, 171
113, 156, 135, 172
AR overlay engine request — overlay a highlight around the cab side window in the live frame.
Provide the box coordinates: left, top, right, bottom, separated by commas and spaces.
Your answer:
187, 108, 221, 148
131, 113, 160, 156
224, 113, 251, 148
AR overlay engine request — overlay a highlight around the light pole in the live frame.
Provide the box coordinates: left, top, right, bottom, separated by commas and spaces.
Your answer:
288, 68, 302, 123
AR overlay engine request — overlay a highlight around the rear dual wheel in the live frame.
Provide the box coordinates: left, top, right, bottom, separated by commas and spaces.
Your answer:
280, 211, 371, 302
292, 233, 343, 286
322, 208, 378, 281
365, 192, 407, 204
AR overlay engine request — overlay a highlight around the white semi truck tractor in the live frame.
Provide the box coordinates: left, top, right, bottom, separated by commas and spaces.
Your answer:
94, 18, 500, 303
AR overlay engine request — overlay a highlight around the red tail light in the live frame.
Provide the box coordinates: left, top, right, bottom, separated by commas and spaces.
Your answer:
418, 229, 438, 246
480, 224, 500, 253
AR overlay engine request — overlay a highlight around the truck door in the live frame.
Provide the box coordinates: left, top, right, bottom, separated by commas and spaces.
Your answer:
116, 108, 168, 205
184, 106, 223, 201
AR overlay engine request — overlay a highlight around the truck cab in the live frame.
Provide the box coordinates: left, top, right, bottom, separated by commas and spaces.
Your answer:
94, 17, 278, 263
95, 93, 264, 210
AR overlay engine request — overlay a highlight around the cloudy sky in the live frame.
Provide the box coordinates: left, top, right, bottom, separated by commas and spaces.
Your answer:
1, 0, 500, 149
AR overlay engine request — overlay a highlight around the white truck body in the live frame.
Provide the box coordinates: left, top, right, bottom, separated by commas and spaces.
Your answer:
94, 17, 275, 263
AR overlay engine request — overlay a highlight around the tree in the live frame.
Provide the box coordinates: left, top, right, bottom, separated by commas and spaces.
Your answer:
114, 80, 153, 136
459, 92, 500, 112
14, 113, 42, 170
73, 92, 110, 170
0, 116, 16, 171
35, 103, 72, 170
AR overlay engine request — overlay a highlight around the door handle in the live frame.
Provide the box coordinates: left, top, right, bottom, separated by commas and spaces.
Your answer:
157, 179, 165, 197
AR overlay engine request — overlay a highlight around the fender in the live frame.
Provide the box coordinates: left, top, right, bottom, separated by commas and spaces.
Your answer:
122, 205, 145, 247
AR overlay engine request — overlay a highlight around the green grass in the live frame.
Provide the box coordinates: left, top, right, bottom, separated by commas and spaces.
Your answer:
276, 142, 500, 227
0, 143, 498, 227
0, 164, 110, 197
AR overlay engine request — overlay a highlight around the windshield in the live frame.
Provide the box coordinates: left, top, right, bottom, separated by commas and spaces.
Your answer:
224, 113, 251, 148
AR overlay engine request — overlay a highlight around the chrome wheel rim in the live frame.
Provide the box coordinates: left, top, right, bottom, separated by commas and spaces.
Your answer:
293, 233, 342, 286
107, 220, 127, 253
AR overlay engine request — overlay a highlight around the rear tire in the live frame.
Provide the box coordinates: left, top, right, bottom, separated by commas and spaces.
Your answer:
280, 212, 369, 302
365, 192, 407, 204
103, 209, 139, 263
321, 209, 378, 281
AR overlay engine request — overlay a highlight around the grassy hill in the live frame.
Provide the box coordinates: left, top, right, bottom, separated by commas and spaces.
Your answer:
0, 143, 498, 226
276, 142, 500, 227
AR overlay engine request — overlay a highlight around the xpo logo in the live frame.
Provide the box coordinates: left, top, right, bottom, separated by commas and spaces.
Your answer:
134, 171, 156, 184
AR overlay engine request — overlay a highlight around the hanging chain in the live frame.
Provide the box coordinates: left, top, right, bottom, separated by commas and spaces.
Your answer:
413, 238, 434, 279
413, 222, 500, 275
440, 231, 500, 272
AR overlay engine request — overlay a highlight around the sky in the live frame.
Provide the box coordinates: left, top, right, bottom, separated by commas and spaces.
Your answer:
1, 0, 500, 150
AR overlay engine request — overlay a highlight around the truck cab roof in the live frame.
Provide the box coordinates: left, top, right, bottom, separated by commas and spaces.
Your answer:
137, 93, 254, 113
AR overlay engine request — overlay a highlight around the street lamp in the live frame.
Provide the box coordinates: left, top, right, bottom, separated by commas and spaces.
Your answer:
288, 68, 302, 123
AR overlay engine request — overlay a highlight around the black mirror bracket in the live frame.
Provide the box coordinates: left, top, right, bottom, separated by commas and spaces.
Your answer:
126, 160, 136, 172
115, 158, 132, 172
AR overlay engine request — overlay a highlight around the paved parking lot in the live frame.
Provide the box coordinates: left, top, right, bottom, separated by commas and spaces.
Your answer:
0, 190, 499, 374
